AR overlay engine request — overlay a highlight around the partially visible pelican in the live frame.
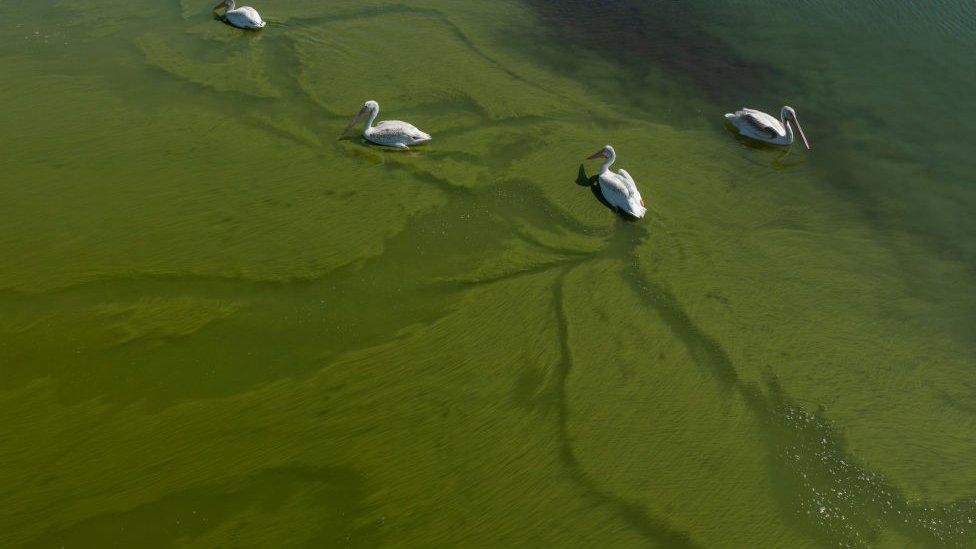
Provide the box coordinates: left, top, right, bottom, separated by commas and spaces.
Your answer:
725, 106, 810, 149
342, 100, 431, 149
586, 144, 647, 219
213, 0, 265, 29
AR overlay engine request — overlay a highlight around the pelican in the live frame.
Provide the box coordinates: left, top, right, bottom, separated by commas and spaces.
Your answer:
724, 106, 810, 149
586, 144, 646, 219
342, 100, 431, 149
213, 0, 265, 29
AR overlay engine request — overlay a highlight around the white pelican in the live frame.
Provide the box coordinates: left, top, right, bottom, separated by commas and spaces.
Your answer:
725, 106, 810, 149
586, 144, 647, 219
213, 0, 266, 29
342, 100, 431, 149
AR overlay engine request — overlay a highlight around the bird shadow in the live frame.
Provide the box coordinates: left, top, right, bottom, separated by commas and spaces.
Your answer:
338, 137, 430, 164
576, 165, 642, 221
724, 125, 806, 169
723, 123, 780, 150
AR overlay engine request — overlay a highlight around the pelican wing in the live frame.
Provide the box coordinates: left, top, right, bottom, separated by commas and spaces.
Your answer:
599, 171, 647, 218
226, 6, 265, 28
736, 108, 783, 138
617, 168, 647, 212
599, 174, 629, 209
616, 169, 638, 196
374, 120, 428, 140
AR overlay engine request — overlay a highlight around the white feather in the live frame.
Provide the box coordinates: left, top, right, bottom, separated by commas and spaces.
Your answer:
599, 169, 646, 219
223, 4, 265, 29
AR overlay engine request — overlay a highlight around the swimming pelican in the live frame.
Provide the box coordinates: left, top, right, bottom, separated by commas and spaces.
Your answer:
724, 106, 810, 149
213, 0, 266, 29
586, 144, 647, 219
342, 100, 431, 149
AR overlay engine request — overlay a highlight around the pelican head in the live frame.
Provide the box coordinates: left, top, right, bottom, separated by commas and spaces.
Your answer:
213, 0, 234, 12
342, 100, 380, 135
586, 144, 615, 160
781, 106, 810, 150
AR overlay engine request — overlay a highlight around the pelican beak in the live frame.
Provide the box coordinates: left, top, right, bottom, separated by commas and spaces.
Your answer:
341, 107, 366, 136
212, 0, 225, 11
586, 149, 606, 160
790, 111, 810, 150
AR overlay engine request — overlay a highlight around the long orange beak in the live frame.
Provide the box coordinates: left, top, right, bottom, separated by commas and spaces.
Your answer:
586, 149, 606, 160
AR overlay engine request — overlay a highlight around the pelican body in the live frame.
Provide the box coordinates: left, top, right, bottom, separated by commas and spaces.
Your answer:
343, 100, 431, 149
725, 106, 810, 149
586, 145, 646, 219
213, 0, 265, 29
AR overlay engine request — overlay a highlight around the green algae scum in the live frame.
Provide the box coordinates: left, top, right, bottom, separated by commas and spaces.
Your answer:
2, 0, 976, 546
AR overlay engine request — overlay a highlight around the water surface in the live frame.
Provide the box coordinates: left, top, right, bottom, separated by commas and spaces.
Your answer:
1, 0, 975, 546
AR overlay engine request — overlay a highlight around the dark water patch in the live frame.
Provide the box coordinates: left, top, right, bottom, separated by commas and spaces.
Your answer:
520, 0, 796, 122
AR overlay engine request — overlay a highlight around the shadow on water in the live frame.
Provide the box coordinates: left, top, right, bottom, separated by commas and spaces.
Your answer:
725, 128, 809, 170
550, 267, 698, 548
574, 164, 597, 187
338, 134, 432, 155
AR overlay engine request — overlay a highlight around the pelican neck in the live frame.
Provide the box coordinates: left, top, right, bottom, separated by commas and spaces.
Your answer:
600, 150, 616, 174
363, 107, 379, 133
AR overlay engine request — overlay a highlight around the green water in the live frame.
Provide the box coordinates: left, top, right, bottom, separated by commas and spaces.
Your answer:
2, 0, 975, 546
